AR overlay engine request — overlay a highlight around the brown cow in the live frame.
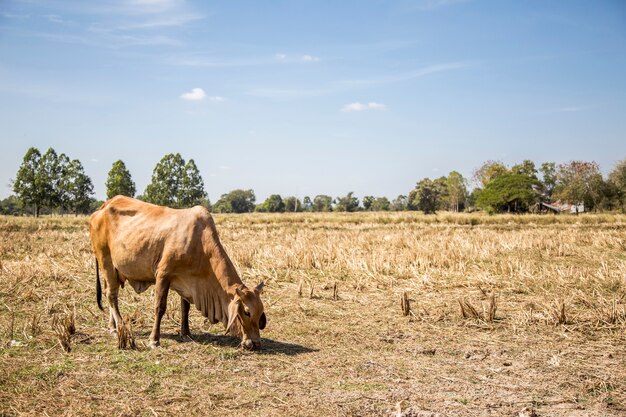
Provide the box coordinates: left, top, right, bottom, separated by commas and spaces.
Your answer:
89, 196, 266, 350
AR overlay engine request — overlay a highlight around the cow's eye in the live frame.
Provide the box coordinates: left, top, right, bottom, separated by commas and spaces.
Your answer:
243, 310, 251, 317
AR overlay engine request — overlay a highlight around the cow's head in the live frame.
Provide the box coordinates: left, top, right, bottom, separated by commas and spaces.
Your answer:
226, 282, 266, 350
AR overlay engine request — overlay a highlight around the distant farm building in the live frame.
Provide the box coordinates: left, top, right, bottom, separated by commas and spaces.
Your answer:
537, 202, 585, 214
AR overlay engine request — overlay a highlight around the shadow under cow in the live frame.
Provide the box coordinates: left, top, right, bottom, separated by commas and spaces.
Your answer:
157, 332, 318, 356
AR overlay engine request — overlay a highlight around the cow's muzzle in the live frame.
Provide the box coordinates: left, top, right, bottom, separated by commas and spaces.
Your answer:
242, 339, 261, 350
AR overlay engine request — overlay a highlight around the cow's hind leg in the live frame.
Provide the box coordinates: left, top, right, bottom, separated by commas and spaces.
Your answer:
101, 277, 117, 332
108, 310, 116, 333
101, 258, 123, 334
148, 274, 171, 348
180, 296, 191, 338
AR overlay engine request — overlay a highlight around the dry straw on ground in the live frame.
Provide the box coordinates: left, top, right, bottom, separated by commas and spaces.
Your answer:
0, 212, 625, 416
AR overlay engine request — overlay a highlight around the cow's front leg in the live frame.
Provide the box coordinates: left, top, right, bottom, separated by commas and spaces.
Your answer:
180, 297, 191, 338
148, 276, 170, 348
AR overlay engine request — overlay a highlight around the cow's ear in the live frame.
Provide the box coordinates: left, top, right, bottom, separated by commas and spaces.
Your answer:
226, 300, 240, 334
255, 282, 265, 294
235, 285, 245, 299
259, 312, 267, 330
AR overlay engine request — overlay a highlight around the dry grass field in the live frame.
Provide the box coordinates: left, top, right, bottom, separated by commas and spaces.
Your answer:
0, 212, 625, 416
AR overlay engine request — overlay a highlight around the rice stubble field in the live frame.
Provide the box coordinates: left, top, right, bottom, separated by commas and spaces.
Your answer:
0, 212, 625, 416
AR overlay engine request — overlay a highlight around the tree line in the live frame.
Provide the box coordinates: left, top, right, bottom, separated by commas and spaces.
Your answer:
11, 148, 94, 216
3, 147, 626, 216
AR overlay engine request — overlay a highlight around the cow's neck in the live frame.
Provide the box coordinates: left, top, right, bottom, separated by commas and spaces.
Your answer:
208, 245, 244, 297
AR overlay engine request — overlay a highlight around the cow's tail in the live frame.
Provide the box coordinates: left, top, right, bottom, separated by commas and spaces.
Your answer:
95, 258, 104, 311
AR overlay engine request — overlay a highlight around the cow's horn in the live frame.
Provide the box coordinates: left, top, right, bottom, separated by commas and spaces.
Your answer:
255, 282, 265, 293
235, 285, 245, 298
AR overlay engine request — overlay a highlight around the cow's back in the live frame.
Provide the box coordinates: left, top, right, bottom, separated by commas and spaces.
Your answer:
89, 196, 215, 282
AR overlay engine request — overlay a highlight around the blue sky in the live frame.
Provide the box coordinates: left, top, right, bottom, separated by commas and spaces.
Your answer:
1, 0, 625, 202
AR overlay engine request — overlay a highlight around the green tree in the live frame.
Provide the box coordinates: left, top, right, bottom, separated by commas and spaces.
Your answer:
476, 172, 541, 213
363, 196, 390, 211
554, 161, 604, 212
467, 188, 481, 211
144, 154, 207, 208
38, 148, 65, 213
312, 195, 333, 212
608, 158, 626, 211
56, 153, 72, 213
13, 147, 43, 216
179, 159, 207, 207
90, 199, 105, 213
362, 196, 375, 211
302, 196, 313, 212
106, 160, 136, 199
283, 196, 302, 212
446, 171, 467, 212
334, 192, 359, 212
213, 189, 256, 213
511, 160, 538, 179
473, 160, 507, 187
63, 159, 94, 214
539, 162, 557, 200
371, 197, 390, 211
259, 194, 285, 212
144, 153, 185, 207
410, 178, 440, 214
390, 195, 408, 211
434, 176, 449, 210
0, 195, 25, 215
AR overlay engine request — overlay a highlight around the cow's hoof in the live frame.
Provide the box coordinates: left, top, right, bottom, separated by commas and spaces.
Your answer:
180, 332, 193, 342
148, 340, 160, 349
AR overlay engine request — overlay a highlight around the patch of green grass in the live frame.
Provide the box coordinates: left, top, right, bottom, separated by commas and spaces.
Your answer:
109, 352, 179, 377
217, 348, 243, 360
7, 358, 77, 387
587, 381, 616, 397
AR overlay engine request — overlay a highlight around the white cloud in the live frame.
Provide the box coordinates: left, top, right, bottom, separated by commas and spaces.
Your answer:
548, 105, 595, 113
41, 31, 182, 48
208, 96, 224, 102
273, 53, 319, 63
107, 14, 204, 30
32, 0, 202, 49
180, 87, 206, 101
43, 14, 64, 24
2, 12, 30, 19
341, 102, 386, 112
345, 62, 473, 86
366, 102, 385, 110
